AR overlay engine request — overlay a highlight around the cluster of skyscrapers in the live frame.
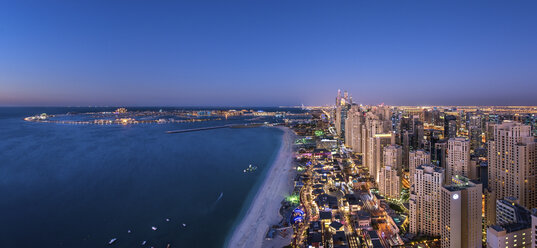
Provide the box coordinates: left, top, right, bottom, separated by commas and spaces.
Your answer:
333, 90, 537, 247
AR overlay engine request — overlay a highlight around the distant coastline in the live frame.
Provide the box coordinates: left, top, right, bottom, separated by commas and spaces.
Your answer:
225, 126, 296, 248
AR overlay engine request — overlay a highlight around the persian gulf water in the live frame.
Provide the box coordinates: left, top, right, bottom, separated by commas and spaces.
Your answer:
0, 107, 290, 248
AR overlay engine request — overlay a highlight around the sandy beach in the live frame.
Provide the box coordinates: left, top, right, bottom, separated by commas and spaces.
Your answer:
225, 126, 296, 248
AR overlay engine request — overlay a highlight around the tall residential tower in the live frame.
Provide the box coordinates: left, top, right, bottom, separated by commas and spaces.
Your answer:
488, 121, 537, 209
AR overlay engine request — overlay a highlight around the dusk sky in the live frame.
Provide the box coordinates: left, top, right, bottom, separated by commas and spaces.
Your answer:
1, 0, 537, 107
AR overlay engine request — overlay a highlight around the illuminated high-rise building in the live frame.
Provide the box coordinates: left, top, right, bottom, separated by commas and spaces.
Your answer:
334, 90, 351, 139
368, 133, 394, 183
433, 139, 448, 169
384, 144, 403, 168
488, 121, 537, 209
468, 115, 483, 151
444, 115, 458, 139
409, 164, 444, 236
409, 150, 431, 187
440, 176, 483, 248
344, 105, 363, 153
362, 113, 384, 177
446, 137, 470, 181
379, 145, 402, 199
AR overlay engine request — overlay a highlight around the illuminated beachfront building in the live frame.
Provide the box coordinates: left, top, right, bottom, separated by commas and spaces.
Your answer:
446, 137, 470, 181
368, 133, 395, 183
488, 121, 537, 210
344, 105, 364, 153
440, 176, 482, 248
408, 150, 431, 188
362, 113, 384, 178
409, 164, 444, 236
379, 145, 402, 199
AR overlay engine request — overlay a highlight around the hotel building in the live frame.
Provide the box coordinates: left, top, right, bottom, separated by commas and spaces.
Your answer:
488, 121, 537, 209
440, 176, 482, 248
409, 164, 444, 236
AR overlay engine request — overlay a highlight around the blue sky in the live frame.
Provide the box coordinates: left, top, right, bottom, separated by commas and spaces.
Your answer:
1, 0, 537, 106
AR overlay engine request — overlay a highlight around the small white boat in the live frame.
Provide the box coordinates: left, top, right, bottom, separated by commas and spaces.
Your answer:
151, 226, 157, 231
127, 230, 131, 233
243, 164, 258, 173
166, 218, 170, 222
141, 240, 147, 245
182, 223, 187, 227
109, 238, 117, 245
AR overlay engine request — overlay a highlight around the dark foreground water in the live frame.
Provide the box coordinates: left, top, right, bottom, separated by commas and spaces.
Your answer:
0, 107, 286, 248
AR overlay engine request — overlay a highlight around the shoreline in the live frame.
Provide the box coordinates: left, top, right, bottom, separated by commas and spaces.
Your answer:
225, 126, 296, 248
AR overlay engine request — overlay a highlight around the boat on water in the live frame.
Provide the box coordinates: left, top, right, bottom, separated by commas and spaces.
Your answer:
216, 192, 224, 201
141, 241, 147, 245
108, 238, 117, 245
243, 164, 258, 173
182, 223, 187, 227
151, 226, 157, 231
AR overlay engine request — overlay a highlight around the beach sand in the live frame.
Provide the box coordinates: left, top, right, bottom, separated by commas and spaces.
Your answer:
225, 127, 296, 248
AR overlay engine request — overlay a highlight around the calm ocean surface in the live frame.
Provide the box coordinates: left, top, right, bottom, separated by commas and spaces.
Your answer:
0, 107, 288, 248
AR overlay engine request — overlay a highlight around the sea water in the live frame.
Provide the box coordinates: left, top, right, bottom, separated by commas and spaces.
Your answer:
0, 107, 287, 248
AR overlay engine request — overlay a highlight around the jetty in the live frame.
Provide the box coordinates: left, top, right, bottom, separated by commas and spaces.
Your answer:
166, 123, 264, 134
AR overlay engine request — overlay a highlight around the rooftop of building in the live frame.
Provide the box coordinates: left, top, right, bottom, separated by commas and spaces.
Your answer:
320, 211, 332, 220
368, 230, 380, 239
490, 222, 530, 233
416, 164, 444, 173
497, 198, 532, 225
332, 231, 346, 242
443, 175, 481, 191
330, 221, 343, 230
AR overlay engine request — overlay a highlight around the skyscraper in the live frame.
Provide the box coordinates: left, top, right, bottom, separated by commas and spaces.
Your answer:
344, 105, 363, 153
408, 150, 431, 187
379, 145, 402, 199
488, 121, 537, 209
433, 140, 448, 169
440, 176, 483, 248
334, 90, 351, 139
384, 144, 403, 168
446, 137, 470, 181
468, 114, 483, 151
409, 164, 444, 236
362, 113, 385, 178
444, 115, 458, 139
368, 133, 394, 183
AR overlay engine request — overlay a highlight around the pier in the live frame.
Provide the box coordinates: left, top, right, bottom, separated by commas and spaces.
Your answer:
166, 125, 230, 133
166, 123, 266, 134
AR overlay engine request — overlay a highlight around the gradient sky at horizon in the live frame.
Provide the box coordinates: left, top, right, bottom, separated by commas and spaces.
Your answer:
1, 0, 537, 107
